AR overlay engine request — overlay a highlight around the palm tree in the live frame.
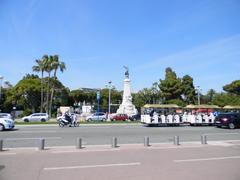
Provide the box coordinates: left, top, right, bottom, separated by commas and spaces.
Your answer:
49, 55, 66, 117
42, 55, 54, 114
32, 59, 45, 112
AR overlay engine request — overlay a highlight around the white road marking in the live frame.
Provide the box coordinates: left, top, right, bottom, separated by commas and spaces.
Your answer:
4, 137, 62, 141
148, 145, 205, 150
174, 156, 240, 163
0, 153, 17, 156
11, 131, 57, 133
204, 133, 239, 136
52, 149, 120, 154
44, 162, 141, 171
80, 126, 111, 129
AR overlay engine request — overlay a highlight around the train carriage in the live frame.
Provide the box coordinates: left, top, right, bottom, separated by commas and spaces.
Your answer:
141, 104, 183, 126
183, 104, 221, 126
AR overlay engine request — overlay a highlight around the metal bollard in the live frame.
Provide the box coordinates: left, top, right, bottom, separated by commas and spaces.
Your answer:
0, 139, 3, 151
76, 138, 82, 149
112, 137, 117, 148
144, 136, 150, 147
38, 138, 45, 150
173, 136, 180, 145
201, 135, 207, 144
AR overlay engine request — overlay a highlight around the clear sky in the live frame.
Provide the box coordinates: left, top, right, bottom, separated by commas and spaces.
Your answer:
0, 0, 240, 94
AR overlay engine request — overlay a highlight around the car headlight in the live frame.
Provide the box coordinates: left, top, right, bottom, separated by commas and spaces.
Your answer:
4, 119, 12, 123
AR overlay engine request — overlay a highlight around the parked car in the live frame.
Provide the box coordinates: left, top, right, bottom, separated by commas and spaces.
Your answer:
0, 113, 13, 119
86, 112, 106, 121
0, 114, 15, 131
22, 113, 49, 122
214, 113, 240, 129
129, 113, 141, 121
111, 114, 128, 121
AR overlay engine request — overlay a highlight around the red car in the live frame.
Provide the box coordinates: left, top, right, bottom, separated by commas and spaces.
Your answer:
111, 114, 129, 121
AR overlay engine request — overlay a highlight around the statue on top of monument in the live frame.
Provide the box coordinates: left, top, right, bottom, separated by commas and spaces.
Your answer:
123, 66, 129, 78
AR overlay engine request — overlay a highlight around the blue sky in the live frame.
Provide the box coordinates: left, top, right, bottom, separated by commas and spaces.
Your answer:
0, 0, 240, 94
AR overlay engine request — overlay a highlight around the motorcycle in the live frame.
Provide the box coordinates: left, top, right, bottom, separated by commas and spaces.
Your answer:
57, 113, 79, 128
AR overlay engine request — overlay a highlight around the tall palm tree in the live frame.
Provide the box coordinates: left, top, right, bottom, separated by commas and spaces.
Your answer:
32, 59, 45, 112
42, 55, 54, 114
49, 55, 66, 117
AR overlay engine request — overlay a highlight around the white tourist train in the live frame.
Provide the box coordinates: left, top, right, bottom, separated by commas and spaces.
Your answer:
141, 104, 221, 127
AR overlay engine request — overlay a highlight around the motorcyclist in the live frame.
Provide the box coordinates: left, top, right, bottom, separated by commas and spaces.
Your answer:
64, 111, 72, 124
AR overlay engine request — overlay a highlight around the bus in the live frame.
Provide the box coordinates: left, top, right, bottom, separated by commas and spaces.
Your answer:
141, 104, 183, 126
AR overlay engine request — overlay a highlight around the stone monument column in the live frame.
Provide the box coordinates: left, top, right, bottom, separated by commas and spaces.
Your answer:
117, 66, 138, 116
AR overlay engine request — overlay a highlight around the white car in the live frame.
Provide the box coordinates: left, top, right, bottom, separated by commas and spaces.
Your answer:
0, 115, 15, 131
0, 113, 13, 119
22, 113, 49, 122
86, 112, 106, 121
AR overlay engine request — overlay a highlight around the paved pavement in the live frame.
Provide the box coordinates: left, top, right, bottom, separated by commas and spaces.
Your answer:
1, 124, 240, 148
1, 141, 240, 180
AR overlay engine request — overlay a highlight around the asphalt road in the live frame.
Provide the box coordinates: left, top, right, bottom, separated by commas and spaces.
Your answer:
1, 124, 240, 148
1, 142, 240, 180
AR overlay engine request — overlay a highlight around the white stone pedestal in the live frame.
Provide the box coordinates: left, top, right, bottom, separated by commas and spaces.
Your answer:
117, 77, 137, 116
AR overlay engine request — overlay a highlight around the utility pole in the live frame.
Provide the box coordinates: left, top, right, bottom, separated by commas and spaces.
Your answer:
196, 86, 201, 105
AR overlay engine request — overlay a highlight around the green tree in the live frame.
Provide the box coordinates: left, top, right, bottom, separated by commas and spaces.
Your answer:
223, 80, 240, 95
206, 89, 216, 104
181, 75, 196, 104
150, 82, 161, 104
42, 55, 54, 114
32, 58, 45, 112
49, 78, 70, 115
6, 74, 41, 113
0, 84, 13, 112
49, 55, 66, 117
69, 90, 87, 104
159, 67, 182, 103
133, 88, 153, 109
212, 93, 240, 107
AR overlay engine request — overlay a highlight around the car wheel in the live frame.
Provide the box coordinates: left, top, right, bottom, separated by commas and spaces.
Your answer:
41, 119, 46, 122
228, 123, 235, 129
88, 118, 92, 121
102, 118, 106, 121
24, 119, 29, 122
0, 124, 4, 131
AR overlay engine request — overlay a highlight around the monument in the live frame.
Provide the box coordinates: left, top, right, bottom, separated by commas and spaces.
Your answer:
117, 66, 138, 116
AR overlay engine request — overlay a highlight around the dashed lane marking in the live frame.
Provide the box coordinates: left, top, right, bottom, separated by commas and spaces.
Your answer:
174, 156, 240, 163
43, 162, 141, 171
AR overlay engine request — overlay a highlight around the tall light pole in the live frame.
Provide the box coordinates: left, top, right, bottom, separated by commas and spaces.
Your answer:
106, 81, 113, 119
196, 86, 201, 105
0, 76, 3, 104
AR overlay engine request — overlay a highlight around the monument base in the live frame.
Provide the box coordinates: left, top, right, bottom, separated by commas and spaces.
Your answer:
117, 103, 138, 116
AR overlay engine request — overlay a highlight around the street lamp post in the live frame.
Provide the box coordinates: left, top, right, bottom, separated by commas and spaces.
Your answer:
196, 86, 201, 105
0, 76, 3, 104
106, 81, 113, 119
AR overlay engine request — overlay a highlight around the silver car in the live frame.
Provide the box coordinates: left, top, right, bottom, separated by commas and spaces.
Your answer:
22, 113, 49, 122
86, 112, 106, 121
